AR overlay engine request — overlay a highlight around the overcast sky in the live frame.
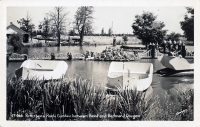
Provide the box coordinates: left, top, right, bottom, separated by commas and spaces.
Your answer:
7, 6, 189, 34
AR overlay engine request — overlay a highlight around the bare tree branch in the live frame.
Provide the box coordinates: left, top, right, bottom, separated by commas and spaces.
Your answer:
74, 6, 94, 46
48, 6, 68, 45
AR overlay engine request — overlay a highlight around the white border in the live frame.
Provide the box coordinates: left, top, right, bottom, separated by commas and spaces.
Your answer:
0, 0, 200, 127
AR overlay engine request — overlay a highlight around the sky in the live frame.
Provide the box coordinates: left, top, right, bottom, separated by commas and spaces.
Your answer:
7, 6, 189, 35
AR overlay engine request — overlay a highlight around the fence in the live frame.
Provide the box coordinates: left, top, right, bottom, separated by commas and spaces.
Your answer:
29, 52, 51, 60
138, 50, 152, 59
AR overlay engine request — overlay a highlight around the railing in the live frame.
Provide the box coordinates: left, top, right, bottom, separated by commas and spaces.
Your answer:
155, 50, 163, 57
9, 53, 27, 60
72, 53, 85, 59
29, 52, 51, 60
124, 49, 145, 52
138, 50, 152, 59
55, 53, 68, 59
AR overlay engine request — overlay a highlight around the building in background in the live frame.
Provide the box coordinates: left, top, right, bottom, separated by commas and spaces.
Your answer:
7, 22, 29, 43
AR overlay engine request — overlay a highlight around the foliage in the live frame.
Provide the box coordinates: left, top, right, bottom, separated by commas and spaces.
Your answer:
166, 32, 181, 42
68, 29, 75, 36
7, 33, 22, 50
74, 6, 94, 46
101, 28, 104, 35
7, 74, 193, 121
6, 75, 151, 121
132, 11, 167, 48
145, 86, 193, 121
48, 7, 68, 45
123, 34, 128, 42
17, 13, 35, 41
39, 16, 53, 42
108, 28, 112, 37
32, 30, 37, 38
180, 7, 194, 41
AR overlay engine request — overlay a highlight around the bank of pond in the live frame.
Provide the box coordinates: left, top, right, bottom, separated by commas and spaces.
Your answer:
7, 46, 142, 62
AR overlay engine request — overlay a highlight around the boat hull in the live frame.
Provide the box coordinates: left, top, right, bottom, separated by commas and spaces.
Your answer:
106, 62, 153, 91
15, 60, 68, 80
158, 55, 194, 70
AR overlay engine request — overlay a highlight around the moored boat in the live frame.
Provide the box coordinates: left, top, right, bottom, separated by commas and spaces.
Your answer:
106, 62, 153, 92
15, 60, 68, 80
157, 54, 194, 70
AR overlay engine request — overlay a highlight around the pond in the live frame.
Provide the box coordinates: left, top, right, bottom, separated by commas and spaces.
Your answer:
7, 45, 194, 103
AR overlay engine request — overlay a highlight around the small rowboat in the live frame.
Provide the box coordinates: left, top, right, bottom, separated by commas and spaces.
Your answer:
15, 60, 68, 80
106, 62, 153, 91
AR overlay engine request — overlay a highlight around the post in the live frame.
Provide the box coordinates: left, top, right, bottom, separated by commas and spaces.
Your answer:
151, 44, 155, 58
24, 55, 28, 61
181, 45, 186, 58
51, 53, 55, 60
168, 41, 171, 52
163, 41, 166, 54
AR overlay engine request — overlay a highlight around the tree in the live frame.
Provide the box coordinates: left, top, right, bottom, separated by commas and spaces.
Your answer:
123, 34, 128, 45
180, 7, 194, 41
74, 6, 94, 46
68, 29, 75, 36
108, 28, 112, 37
101, 28, 104, 35
32, 30, 37, 38
166, 32, 181, 42
48, 7, 68, 45
131, 11, 167, 48
39, 16, 52, 43
17, 13, 35, 41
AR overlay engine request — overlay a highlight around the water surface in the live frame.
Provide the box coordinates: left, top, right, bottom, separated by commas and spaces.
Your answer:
7, 45, 194, 102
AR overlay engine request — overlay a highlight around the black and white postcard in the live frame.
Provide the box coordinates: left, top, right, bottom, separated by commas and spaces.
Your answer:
0, 0, 199, 127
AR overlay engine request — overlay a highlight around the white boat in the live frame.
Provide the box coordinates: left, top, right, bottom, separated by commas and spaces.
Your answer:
157, 54, 194, 70
15, 60, 68, 80
106, 62, 153, 91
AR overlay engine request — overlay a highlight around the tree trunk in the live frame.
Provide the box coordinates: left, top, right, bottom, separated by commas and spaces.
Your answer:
80, 34, 83, 46
79, 26, 85, 46
58, 33, 60, 46
57, 8, 60, 46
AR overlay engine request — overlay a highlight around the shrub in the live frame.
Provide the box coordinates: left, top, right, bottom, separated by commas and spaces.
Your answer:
7, 34, 22, 50
123, 35, 128, 42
